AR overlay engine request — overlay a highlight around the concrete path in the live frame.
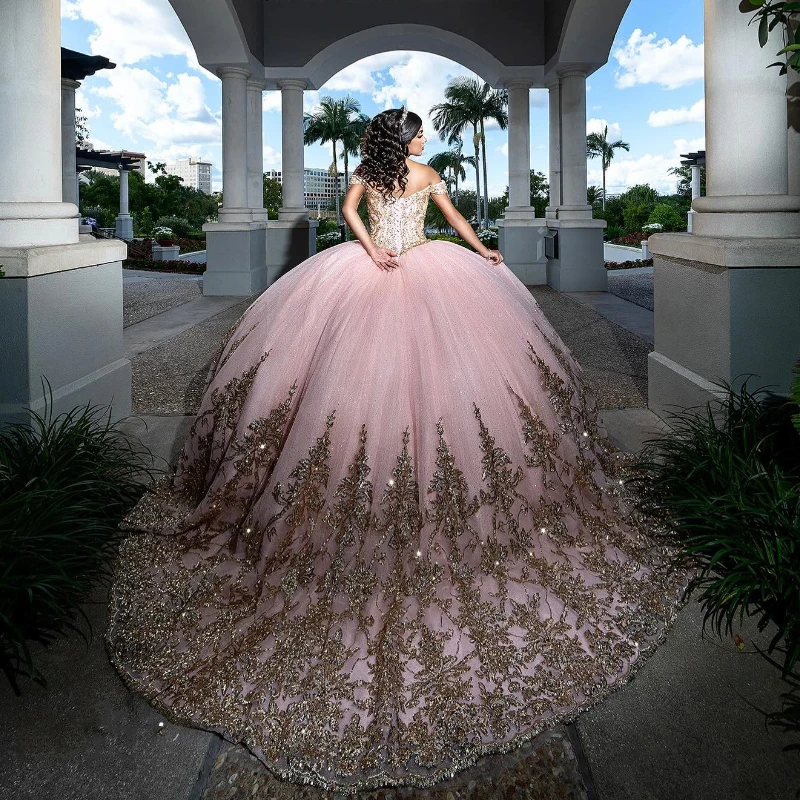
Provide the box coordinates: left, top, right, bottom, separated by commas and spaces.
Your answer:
566, 290, 654, 344
124, 295, 244, 358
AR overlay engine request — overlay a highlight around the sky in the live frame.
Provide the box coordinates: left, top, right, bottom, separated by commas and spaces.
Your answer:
60, 0, 705, 198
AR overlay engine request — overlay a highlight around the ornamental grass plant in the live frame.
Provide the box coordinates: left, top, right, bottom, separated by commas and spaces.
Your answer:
631, 381, 800, 678
0, 391, 156, 693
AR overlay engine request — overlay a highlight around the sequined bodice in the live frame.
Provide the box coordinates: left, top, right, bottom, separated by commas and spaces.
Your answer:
349, 174, 448, 255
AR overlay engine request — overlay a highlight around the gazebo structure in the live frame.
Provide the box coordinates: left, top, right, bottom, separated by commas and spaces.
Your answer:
1, 0, 799, 427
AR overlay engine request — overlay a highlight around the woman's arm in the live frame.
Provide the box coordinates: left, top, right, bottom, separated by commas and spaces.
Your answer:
342, 183, 399, 270
430, 189, 504, 265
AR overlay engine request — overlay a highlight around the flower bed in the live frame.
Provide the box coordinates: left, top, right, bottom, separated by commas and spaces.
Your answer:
123, 258, 205, 275
605, 258, 653, 270
609, 232, 651, 247
127, 237, 206, 260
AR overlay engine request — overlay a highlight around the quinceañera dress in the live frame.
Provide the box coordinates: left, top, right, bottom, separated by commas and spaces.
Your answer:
107, 176, 688, 791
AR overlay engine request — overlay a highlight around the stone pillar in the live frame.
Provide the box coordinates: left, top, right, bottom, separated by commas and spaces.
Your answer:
543, 67, 606, 292
266, 78, 318, 285
247, 78, 267, 223
506, 82, 534, 213
278, 79, 308, 217
558, 68, 592, 221
545, 80, 562, 219
648, 0, 800, 418
61, 78, 80, 208
218, 66, 251, 223
203, 66, 269, 296
692, 0, 800, 237
497, 80, 546, 285
0, 0, 78, 247
115, 168, 133, 240
1, 0, 130, 426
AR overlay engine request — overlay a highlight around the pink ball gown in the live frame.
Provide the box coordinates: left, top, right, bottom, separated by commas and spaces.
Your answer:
106, 176, 688, 791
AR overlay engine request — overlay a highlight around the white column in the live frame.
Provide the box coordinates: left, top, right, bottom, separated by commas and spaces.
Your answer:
119, 169, 129, 216
247, 78, 267, 222
557, 68, 591, 220
61, 78, 80, 208
545, 80, 562, 219
218, 66, 251, 223
505, 81, 534, 214
693, 0, 800, 236
278, 79, 308, 218
687, 163, 701, 232
0, 0, 78, 247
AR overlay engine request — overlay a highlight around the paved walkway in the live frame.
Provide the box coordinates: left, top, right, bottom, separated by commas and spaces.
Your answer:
2, 270, 797, 800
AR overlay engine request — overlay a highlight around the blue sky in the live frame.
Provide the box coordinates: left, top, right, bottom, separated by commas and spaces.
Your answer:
60, 0, 705, 197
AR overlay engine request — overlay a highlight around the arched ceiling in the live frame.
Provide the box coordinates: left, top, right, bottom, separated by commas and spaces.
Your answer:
168, 0, 633, 86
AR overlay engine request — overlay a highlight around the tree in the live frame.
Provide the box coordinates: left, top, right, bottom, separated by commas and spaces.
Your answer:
426, 138, 475, 207
746, 1, 800, 75
432, 77, 505, 230
647, 203, 686, 232
478, 87, 508, 224
263, 175, 282, 219
586, 125, 630, 209
530, 170, 549, 217
668, 163, 707, 200
75, 108, 91, 148
303, 95, 364, 226
587, 185, 604, 208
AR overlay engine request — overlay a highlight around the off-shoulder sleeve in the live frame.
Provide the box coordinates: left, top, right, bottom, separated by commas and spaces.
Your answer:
429, 180, 448, 195
349, 173, 366, 186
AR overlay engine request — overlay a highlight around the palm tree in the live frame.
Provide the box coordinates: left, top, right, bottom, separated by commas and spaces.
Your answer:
303, 94, 363, 225
478, 87, 508, 225
426, 139, 475, 207
432, 77, 502, 229
587, 185, 605, 208
337, 112, 370, 239
586, 125, 630, 209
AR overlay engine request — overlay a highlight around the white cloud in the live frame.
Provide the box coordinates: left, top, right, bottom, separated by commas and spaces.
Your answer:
91, 67, 220, 151
75, 88, 102, 119
648, 98, 705, 127
498, 142, 508, 156
591, 137, 706, 195
263, 144, 281, 168
61, 0, 202, 72
263, 90, 322, 114
587, 118, 622, 138
322, 52, 403, 94
613, 29, 704, 90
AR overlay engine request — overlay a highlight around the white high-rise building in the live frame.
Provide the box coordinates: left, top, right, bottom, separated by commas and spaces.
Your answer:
165, 158, 213, 194
265, 167, 347, 212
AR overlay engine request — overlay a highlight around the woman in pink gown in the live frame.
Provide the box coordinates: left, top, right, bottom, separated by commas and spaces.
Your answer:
106, 107, 689, 791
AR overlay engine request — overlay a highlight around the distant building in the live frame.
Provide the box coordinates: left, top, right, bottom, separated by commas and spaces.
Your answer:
265, 167, 347, 213
90, 150, 147, 177
165, 158, 213, 194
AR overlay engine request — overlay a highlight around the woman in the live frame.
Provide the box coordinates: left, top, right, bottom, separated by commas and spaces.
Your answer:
106, 107, 689, 792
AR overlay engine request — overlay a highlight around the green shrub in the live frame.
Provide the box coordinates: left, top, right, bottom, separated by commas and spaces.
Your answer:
136, 207, 155, 237
648, 203, 686, 232
316, 230, 341, 251
156, 216, 191, 237
80, 205, 114, 229
631, 382, 800, 676
623, 202, 652, 234
0, 390, 155, 692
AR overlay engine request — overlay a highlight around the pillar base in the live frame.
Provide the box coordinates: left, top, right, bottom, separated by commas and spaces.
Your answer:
267, 217, 319, 285
0, 201, 80, 247
692, 209, 800, 238
0, 239, 130, 427
115, 213, 134, 241
545, 218, 607, 292
202, 221, 267, 296
497, 215, 548, 285
647, 232, 800, 419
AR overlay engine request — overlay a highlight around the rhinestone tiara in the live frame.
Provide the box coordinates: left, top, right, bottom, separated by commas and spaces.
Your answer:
399, 105, 408, 125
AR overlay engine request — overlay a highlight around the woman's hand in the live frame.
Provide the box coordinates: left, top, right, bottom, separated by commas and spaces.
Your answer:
481, 249, 504, 266
370, 248, 400, 271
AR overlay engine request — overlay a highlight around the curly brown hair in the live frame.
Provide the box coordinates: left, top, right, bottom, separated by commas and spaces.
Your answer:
353, 108, 423, 202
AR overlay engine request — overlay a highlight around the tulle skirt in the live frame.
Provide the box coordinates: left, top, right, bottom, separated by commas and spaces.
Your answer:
106, 239, 689, 791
